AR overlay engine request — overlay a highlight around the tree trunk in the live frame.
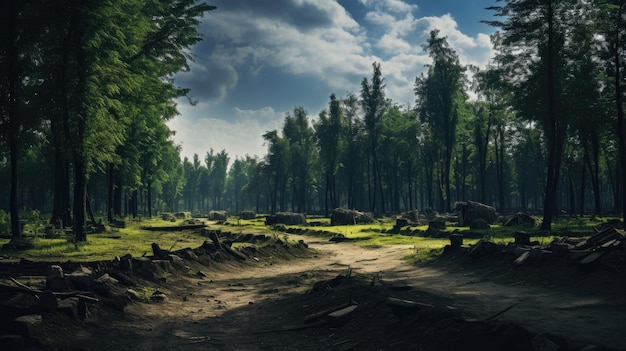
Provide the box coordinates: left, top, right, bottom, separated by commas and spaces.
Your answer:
7, 0, 21, 238
107, 163, 114, 222
568, 175, 575, 215
615, 4, 626, 224
147, 177, 152, 218
73, 155, 87, 242
579, 157, 586, 216
540, 1, 559, 231
70, 0, 88, 242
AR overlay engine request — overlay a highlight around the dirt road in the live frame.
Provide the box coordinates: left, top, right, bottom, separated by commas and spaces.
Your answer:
83, 234, 626, 350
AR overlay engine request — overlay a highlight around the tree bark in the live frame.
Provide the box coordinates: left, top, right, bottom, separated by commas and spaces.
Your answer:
7, 0, 21, 238
540, 1, 559, 231
615, 3, 626, 224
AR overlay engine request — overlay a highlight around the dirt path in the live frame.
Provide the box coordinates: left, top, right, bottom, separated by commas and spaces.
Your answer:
104, 235, 626, 350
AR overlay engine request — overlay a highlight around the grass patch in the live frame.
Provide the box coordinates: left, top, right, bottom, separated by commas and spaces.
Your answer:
0, 219, 209, 262
0, 214, 616, 263
404, 247, 445, 264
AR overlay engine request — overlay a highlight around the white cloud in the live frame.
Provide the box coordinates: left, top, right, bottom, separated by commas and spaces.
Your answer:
168, 104, 284, 160
385, 0, 418, 13
359, 0, 418, 13
415, 14, 494, 67
185, 0, 368, 100
172, 1, 496, 159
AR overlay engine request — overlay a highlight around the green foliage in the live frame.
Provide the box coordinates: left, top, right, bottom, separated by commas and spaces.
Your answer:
0, 210, 9, 234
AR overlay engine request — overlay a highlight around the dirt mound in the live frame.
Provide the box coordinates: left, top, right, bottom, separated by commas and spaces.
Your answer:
0, 231, 312, 350
250, 271, 585, 351
0, 229, 622, 351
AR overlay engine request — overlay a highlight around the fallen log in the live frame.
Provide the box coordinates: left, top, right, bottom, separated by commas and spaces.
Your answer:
303, 302, 353, 323
141, 224, 206, 231
386, 297, 434, 324
327, 305, 358, 326
222, 245, 247, 260
514, 251, 530, 265
0, 283, 99, 304
209, 231, 222, 250
575, 227, 624, 250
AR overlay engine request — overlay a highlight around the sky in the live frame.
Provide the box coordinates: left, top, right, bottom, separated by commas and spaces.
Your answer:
168, 0, 498, 162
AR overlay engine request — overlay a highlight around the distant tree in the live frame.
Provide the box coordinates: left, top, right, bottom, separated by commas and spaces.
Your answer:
415, 30, 466, 212
380, 105, 420, 211
361, 62, 387, 212
598, 0, 626, 222
314, 94, 343, 214
282, 107, 315, 213
486, 0, 569, 230
208, 149, 230, 210
340, 94, 364, 210
263, 130, 290, 213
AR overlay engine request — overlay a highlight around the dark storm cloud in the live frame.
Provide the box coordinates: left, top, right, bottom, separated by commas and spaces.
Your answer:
176, 0, 364, 105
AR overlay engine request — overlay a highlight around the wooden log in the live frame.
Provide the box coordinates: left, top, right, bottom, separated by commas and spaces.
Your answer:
386, 297, 434, 323
386, 297, 434, 310
9, 278, 39, 292
327, 305, 358, 319
303, 302, 352, 323
209, 231, 222, 250
141, 224, 206, 231
580, 251, 605, 266
514, 251, 530, 265
575, 227, 624, 250
222, 245, 246, 260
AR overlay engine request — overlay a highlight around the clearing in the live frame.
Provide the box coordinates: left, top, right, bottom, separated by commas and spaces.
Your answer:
2, 232, 625, 351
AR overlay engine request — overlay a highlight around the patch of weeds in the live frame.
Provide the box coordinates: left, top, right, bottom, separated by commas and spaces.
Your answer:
404, 246, 444, 264
138, 286, 156, 302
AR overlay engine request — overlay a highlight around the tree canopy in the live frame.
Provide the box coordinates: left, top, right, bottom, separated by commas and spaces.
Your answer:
2, 0, 626, 238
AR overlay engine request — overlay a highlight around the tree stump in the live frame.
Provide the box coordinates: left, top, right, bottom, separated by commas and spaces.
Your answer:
449, 234, 464, 248
514, 231, 531, 246
428, 220, 446, 232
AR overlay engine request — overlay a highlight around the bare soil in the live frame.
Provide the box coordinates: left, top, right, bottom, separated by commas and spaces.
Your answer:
9, 233, 626, 351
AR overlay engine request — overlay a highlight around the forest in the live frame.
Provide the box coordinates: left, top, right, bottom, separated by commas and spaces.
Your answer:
2, 0, 626, 242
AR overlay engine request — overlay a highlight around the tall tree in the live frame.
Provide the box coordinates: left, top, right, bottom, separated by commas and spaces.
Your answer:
315, 94, 343, 214
415, 30, 466, 212
600, 0, 626, 222
340, 94, 364, 210
361, 62, 387, 213
0, 0, 42, 238
263, 130, 290, 213
486, 0, 569, 230
283, 107, 314, 213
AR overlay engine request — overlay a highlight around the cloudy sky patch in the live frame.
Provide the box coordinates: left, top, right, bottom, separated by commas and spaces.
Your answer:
169, 0, 498, 160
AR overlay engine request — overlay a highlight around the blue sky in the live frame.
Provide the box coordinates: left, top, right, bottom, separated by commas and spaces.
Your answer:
168, 0, 498, 162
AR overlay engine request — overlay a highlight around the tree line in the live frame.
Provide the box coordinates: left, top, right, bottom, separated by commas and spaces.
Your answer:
2, 0, 626, 241
0, 0, 215, 241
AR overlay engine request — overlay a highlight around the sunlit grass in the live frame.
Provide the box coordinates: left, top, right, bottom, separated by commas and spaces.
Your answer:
0, 214, 618, 264
0, 219, 209, 262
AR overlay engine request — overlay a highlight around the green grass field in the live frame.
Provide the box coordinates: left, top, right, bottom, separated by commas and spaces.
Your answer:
0, 214, 612, 263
